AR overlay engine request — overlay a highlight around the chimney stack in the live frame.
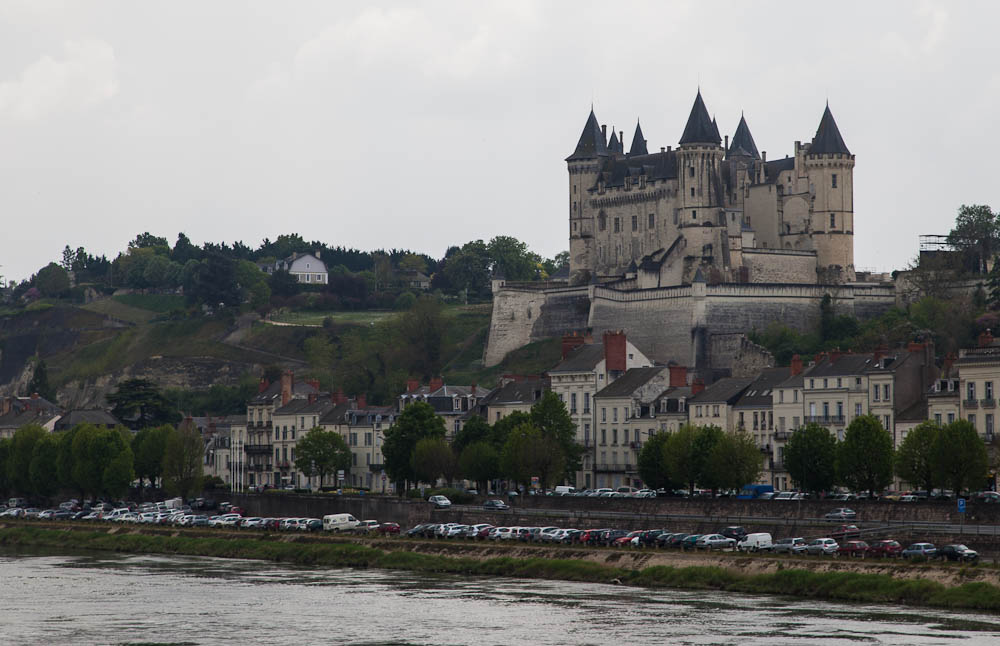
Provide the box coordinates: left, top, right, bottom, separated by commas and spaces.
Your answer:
281, 371, 294, 406
790, 354, 803, 376
561, 332, 586, 359
406, 378, 420, 393
724, 135, 729, 151
258, 377, 270, 393
471, 383, 477, 396
308, 393, 317, 405
668, 365, 688, 387
601, 124, 607, 141
429, 376, 444, 392
356, 394, 367, 410
307, 379, 320, 392
978, 330, 994, 348
691, 378, 705, 395
830, 348, 842, 363
602, 330, 627, 373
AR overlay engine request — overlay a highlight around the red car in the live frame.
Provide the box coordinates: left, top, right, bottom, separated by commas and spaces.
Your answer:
377, 522, 401, 535
868, 539, 903, 558
614, 531, 642, 547
831, 524, 861, 540
837, 540, 870, 557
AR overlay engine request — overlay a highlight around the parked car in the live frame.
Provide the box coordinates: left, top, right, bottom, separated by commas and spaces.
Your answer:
901, 543, 937, 559
805, 538, 839, 556
824, 508, 857, 521
680, 534, 703, 550
868, 539, 903, 558
405, 523, 431, 538
936, 544, 978, 562
837, 540, 870, 557
720, 526, 748, 541
831, 524, 861, 540
483, 499, 509, 511
428, 495, 452, 509
355, 520, 380, 533
975, 491, 1000, 503
378, 522, 401, 536
736, 532, 773, 552
697, 534, 737, 550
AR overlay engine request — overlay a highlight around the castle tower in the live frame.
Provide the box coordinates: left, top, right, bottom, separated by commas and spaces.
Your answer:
567, 109, 608, 284
805, 104, 855, 282
726, 113, 761, 216
628, 119, 648, 156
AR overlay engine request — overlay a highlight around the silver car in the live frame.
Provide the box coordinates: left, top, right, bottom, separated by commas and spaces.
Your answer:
806, 538, 839, 556
771, 537, 808, 554
696, 534, 737, 550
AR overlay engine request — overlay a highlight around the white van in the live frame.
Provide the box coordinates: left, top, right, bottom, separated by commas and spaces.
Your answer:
553, 486, 576, 496
737, 532, 773, 552
323, 513, 360, 532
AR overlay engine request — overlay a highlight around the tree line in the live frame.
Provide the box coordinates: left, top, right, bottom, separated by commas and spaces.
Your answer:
782, 416, 990, 496
381, 392, 580, 493
0, 421, 206, 503
637, 425, 764, 494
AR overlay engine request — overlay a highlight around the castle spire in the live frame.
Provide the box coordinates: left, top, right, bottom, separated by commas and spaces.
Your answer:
728, 114, 760, 159
679, 90, 721, 146
809, 104, 850, 155
608, 128, 623, 154
628, 119, 648, 156
566, 108, 609, 161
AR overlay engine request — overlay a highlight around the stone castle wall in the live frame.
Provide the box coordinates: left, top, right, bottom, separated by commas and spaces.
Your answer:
483, 285, 590, 366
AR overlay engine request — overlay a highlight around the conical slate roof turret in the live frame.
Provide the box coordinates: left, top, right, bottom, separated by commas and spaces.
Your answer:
608, 129, 623, 154
728, 114, 760, 159
712, 116, 721, 143
679, 90, 722, 146
628, 120, 648, 156
809, 104, 850, 155
566, 109, 609, 161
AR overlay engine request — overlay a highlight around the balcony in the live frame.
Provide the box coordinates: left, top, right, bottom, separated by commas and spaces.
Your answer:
594, 463, 632, 473
276, 461, 291, 469
806, 415, 845, 425
249, 464, 272, 473
965, 399, 979, 409
773, 431, 793, 441
244, 444, 271, 455
981, 399, 996, 409
368, 463, 385, 472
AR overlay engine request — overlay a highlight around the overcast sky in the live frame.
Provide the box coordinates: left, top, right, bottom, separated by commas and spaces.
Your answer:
1, 1, 997, 282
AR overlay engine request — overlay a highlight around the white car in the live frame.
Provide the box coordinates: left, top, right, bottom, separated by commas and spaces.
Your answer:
696, 534, 737, 550
806, 538, 839, 556
428, 495, 452, 509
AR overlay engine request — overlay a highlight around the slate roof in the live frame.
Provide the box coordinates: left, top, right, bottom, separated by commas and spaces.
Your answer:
593, 149, 679, 188
480, 379, 546, 406
955, 346, 1000, 365
688, 377, 753, 404
54, 409, 121, 429
728, 114, 760, 159
595, 366, 668, 399
548, 343, 606, 373
628, 120, 648, 156
734, 368, 792, 408
273, 398, 336, 417
608, 129, 623, 154
804, 353, 875, 378
809, 104, 851, 155
567, 109, 609, 161
251, 380, 319, 405
763, 157, 795, 183
0, 409, 61, 430
679, 91, 721, 145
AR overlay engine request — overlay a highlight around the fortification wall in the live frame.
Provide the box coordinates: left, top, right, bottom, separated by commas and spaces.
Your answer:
742, 249, 817, 284
710, 333, 774, 377
589, 285, 695, 365
483, 286, 590, 366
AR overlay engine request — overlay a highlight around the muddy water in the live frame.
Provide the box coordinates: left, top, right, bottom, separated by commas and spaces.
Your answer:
1, 548, 999, 645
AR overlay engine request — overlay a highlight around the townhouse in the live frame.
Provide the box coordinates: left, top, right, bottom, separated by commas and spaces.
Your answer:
398, 378, 483, 438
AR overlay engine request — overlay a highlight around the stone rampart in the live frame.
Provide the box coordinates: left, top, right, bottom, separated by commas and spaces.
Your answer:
483, 285, 590, 366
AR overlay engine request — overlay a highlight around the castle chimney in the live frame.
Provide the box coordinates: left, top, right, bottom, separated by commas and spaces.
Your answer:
471, 383, 477, 396
907, 341, 924, 353
281, 370, 294, 406
334, 388, 347, 405
602, 330, 627, 373
873, 344, 888, 364
668, 365, 688, 387
561, 333, 586, 359
601, 124, 607, 141
406, 378, 419, 393
724, 135, 729, 151
691, 378, 705, 395
429, 376, 444, 393
258, 377, 270, 393
762, 151, 766, 163
660, 147, 665, 153
667, 146, 672, 153
790, 354, 803, 377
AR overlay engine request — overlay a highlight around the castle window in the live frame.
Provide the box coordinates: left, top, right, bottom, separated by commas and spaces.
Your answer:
598, 212, 607, 231
830, 213, 835, 228
690, 187, 695, 198
692, 210, 697, 220
614, 217, 620, 233
648, 213, 655, 229
572, 202, 576, 213
689, 166, 695, 178
573, 185, 577, 193
673, 212, 678, 225
572, 222, 577, 231
832, 174, 838, 188
631, 215, 637, 231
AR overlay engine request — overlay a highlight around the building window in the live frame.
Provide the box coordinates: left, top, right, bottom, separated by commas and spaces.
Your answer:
570, 393, 577, 413
968, 382, 977, 401
779, 390, 784, 403
873, 387, 880, 402
987, 382, 994, 400
837, 402, 843, 419
823, 378, 828, 388
614, 217, 620, 233
692, 210, 697, 219
822, 402, 829, 419
689, 166, 695, 177
752, 412, 758, 430
631, 215, 638, 231
584, 393, 590, 413
809, 379, 814, 389
599, 213, 607, 231
712, 405, 720, 417
793, 390, 798, 403
648, 213, 655, 229
792, 416, 800, 429
830, 213, 835, 229
987, 414, 995, 435
884, 415, 891, 430
969, 414, 976, 426
832, 173, 838, 188
612, 429, 618, 445
836, 378, 842, 388
947, 412, 955, 423
934, 413, 942, 425
739, 412, 745, 429
601, 429, 606, 445
690, 188, 696, 198
883, 384, 890, 401
584, 424, 591, 444
601, 408, 607, 422
613, 408, 618, 422
855, 403, 862, 417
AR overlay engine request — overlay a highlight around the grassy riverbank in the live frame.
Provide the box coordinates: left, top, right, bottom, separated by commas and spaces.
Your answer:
3, 525, 1000, 613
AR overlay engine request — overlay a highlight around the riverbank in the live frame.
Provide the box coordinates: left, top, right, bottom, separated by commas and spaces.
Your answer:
3, 521, 1000, 613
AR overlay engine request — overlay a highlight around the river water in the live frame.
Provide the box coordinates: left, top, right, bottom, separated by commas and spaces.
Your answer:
2, 549, 999, 646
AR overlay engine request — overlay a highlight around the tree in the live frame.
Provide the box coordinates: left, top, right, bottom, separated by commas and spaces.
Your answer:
0, 439, 12, 496
102, 445, 135, 498
8, 425, 46, 494
28, 359, 56, 402
442, 240, 491, 296
163, 422, 204, 500
56, 425, 80, 494
705, 431, 764, 492
637, 431, 673, 491
663, 424, 701, 494
70, 425, 131, 498
784, 423, 838, 494
410, 436, 456, 486
838, 415, 894, 497
269, 269, 300, 298
487, 236, 535, 281
107, 379, 181, 429
132, 425, 171, 488
530, 391, 582, 476
185, 252, 240, 307
933, 420, 989, 495
235, 259, 271, 309
294, 428, 351, 489
458, 441, 500, 493
395, 297, 447, 377
500, 422, 545, 489
35, 262, 70, 297
453, 416, 493, 454
489, 411, 531, 449
382, 401, 446, 491
171, 233, 201, 264
61, 245, 77, 271
947, 204, 999, 274
894, 421, 940, 491
29, 433, 61, 499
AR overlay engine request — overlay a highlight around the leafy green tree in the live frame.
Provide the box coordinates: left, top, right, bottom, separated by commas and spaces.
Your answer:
56, 425, 80, 493
294, 428, 351, 489
453, 416, 493, 454
132, 425, 171, 488
784, 423, 838, 494
933, 419, 989, 495
129, 232, 171, 252
35, 262, 70, 297
705, 430, 764, 492
71, 425, 131, 498
185, 252, 240, 307
382, 401, 446, 491
303, 334, 336, 373
0, 439, 12, 496
500, 422, 556, 489
410, 436, 456, 486
107, 379, 181, 429
395, 296, 447, 377
163, 422, 204, 500
269, 269, 300, 297
8, 425, 46, 494
947, 204, 999, 274
442, 240, 491, 296
235, 259, 271, 309
489, 411, 531, 449
530, 391, 582, 476
663, 424, 701, 494
894, 420, 940, 491
102, 445, 135, 498
28, 359, 56, 402
29, 433, 61, 498
838, 415, 894, 497
691, 425, 725, 493
171, 232, 202, 264
637, 431, 673, 490
487, 236, 535, 281
458, 441, 500, 493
